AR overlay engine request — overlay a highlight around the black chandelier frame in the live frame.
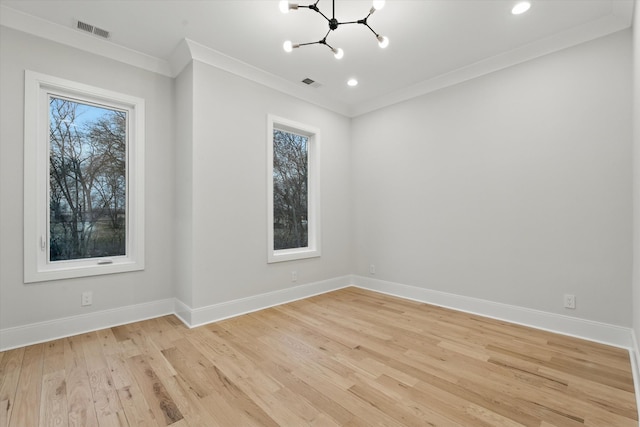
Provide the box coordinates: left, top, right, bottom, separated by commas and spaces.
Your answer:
282, 0, 388, 58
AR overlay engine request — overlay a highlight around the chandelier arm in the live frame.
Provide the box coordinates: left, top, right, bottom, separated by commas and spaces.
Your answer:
302, 2, 331, 22
296, 40, 323, 47
337, 19, 379, 37
362, 22, 380, 37
321, 37, 335, 50
296, 28, 332, 48
314, 8, 331, 22
294, 40, 335, 53
340, 9, 374, 24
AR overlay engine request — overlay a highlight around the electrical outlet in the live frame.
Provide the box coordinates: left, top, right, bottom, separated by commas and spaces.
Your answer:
563, 294, 575, 309
369, 264, 376, 275
291, 271, 298, 282
81, 291, 93, 306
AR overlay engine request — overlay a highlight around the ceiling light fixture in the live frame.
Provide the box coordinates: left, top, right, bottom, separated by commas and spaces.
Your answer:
280, 0, 388, 59
347, 78, 358, 87
511, 1, 531, 15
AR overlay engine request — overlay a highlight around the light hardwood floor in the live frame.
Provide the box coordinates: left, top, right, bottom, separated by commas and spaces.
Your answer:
0, 287, 637, 426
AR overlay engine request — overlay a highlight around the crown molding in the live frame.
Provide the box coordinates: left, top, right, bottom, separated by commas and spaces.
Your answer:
0, 4, 173, 77
167, 38, 193, 77
168, 38, 351, 117
351, 0, 634, 117
2, 1, 633, 118
0, 4, 351, 117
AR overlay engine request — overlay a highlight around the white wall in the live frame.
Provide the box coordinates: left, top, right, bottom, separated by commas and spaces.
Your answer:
0, 18, 635, 346
352, 30, 633, 326
0, 27, 175, 329
174, 62, 194, 307
181, 60, 353, 309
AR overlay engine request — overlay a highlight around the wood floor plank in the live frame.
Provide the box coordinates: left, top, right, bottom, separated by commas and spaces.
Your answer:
128, 331, 177, 380
111, 324, 134, 343
64, 336, 99, 427
9, 343, 44, 427
81, 332, 109, 374
39, 340, 69, 427
160, 345, 211, 399
116, 381, 160, 427
104, 351, 134, 391
3, 287, 638, 426
375, 373, 497, 427
96, 329, 121, 357
39, 370, 69, 427
159, 374, 214, 427
187, 329, 281, 393
347, 382, 434, 426
261, 359, 366, 426
125, 355, 183, 426
42, 339, 66, 375
0, 347, 25, 427
139, 317, 184, 351
88, 368, 127, 427
202, 364, 281, 427
185, 334, 307, 426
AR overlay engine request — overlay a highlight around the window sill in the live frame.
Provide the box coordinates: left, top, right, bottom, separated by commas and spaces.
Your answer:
268, 248, 321, 263
25, 259, 144, 283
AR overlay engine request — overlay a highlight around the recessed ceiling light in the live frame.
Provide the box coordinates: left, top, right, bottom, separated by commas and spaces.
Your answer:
347, 78, 358, 87
512, 1, 531, 15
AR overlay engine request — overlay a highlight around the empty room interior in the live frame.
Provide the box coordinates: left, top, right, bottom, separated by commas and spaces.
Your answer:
1, 0, 640, 425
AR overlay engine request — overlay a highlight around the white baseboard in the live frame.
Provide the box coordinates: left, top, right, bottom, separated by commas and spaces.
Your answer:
173, 297, 192, 326
176, 275, 351, 328
631, 330, 640, 419
0, 277, 350, 351
352, 275, 634, 349
0, 298, 175, 351
0, 275, 635, 358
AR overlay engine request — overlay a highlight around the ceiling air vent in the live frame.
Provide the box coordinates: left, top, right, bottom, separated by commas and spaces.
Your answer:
301, 77, 321, 88
75, 20, 111, 39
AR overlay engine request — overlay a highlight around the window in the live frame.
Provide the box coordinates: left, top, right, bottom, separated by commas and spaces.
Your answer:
24, 71, 144, 282
267, 115, 320, 263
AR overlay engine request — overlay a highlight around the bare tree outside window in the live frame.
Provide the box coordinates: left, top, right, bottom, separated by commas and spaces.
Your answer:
49, 96, 126, 261
273, 129, 308, 250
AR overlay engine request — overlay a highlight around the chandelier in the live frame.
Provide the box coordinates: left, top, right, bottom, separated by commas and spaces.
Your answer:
279, 0, 389, 59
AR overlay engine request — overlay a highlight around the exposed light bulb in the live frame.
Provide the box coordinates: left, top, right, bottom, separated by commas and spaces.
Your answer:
347, 78, 358, 87
279, 0, 289, 14
332, 47, 344, 59
372, 0, 385, 10
511, 1, 531, 15
283, 40, 293, 52
377, 35, 389, 48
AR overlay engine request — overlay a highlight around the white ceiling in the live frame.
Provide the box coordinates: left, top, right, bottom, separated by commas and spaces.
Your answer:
0, 0, 634, 116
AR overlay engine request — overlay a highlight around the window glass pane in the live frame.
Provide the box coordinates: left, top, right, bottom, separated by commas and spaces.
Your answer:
273, 129, 308, 250
49, 96, 127, 261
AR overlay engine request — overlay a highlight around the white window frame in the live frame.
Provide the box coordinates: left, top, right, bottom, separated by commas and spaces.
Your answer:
24, 70, 145, 283
267, 115, 321, 263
